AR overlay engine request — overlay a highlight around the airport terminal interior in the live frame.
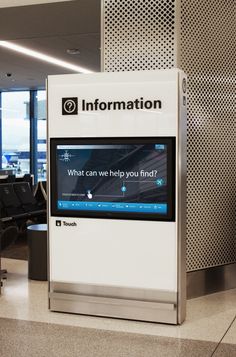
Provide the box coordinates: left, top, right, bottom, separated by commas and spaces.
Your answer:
0, 1, 236, 356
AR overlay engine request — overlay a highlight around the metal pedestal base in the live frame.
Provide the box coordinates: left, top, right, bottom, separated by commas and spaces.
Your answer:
49, 282, 179, 324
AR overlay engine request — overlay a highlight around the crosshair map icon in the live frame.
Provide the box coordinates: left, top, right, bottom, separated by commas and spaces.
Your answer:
59, 150, 74, 162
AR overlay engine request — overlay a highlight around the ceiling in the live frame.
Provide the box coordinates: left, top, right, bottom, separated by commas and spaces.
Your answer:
0, 0, 72, 7
0, 0, 101, 91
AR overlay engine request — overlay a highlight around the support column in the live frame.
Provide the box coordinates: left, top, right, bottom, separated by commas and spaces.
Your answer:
101, 0, 236, 296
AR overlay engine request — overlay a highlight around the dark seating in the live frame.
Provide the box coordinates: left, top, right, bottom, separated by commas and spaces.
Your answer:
0, 184, 26, 218
0, 200, 6, 219
0, 224, 18, 250
0, 174, 33, 187
0, 220, 19, 280
17, 174, 33, 187
0, 182, 46, 226
6, 174, 16, 183
22, 174, 32, 184
33, 181, 47, 209
40, 180, 47, 196
14, 182, 45, 215
0, 180, 45, 282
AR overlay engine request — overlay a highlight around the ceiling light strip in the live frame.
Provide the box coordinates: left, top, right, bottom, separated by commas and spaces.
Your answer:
0, 40, 92, 74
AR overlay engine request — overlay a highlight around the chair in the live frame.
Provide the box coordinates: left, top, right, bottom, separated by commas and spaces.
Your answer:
34, 181, 47, 208
16, 174, 33, 187
0, 200, 6, 219
13, 182, 46, 227
0, 184, 26, 218
0, 217, 19, 279
23, 174, 32, 184
6, 174, 16, 183
40, 180, 47, 196
14, 182, 45, 214
0, 225, 18, 251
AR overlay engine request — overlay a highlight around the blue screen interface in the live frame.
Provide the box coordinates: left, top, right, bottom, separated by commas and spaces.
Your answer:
56, 143, 169, 215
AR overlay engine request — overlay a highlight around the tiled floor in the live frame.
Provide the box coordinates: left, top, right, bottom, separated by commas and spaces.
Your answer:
0, 258, 236, 356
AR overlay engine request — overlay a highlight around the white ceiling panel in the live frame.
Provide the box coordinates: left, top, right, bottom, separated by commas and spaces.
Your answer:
0, 0, 100, 90
0, 0, 72, 9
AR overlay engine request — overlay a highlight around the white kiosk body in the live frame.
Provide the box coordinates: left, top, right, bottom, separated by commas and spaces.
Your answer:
47, 69, 186, 324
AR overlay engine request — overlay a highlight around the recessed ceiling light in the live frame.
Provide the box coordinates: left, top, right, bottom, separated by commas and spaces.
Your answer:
0, 41, 92, 74
67, 48, 80, 55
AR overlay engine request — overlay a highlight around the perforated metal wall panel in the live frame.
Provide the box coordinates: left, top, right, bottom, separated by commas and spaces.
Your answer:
180, 0, 236, 270
102, 0, 236, 271
102, 0, 176, 71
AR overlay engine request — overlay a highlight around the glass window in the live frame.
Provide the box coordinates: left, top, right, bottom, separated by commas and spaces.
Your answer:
37, 90, 47, 181
2, 91, 30, 175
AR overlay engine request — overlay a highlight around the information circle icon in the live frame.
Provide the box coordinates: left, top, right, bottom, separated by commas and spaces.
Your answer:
62, 97, 78, 115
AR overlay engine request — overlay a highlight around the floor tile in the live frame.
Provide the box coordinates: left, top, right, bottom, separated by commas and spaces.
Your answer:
0, 317, 217, 357
218, 316, 236, 345
213, 343, 236, 357
1, 258, 236, 344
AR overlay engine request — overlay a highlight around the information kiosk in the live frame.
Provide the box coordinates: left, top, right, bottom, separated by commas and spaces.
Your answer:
47, 69, 186, 324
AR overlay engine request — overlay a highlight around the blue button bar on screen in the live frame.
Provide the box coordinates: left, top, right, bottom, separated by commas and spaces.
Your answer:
57, 201, 167, 214
155, 144, 165, 150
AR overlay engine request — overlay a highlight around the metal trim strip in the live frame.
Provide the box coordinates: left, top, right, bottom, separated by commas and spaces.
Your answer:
50, 292, 177, 324
51, 281, 177, 304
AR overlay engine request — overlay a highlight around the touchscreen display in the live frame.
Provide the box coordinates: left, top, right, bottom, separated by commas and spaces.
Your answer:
50, 137, 175, 221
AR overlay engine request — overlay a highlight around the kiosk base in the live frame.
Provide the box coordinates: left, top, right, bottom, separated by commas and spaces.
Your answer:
49, 282, 178, 324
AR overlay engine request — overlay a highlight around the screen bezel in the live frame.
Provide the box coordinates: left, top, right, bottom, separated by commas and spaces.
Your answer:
50, 137, 176, 222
